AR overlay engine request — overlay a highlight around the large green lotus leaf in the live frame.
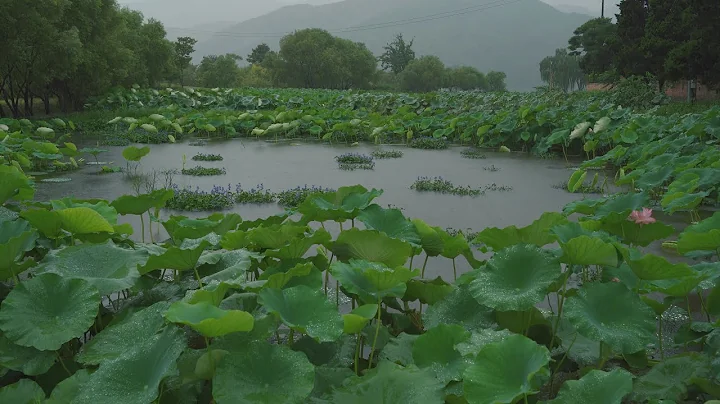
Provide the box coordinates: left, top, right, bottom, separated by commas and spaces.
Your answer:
455, 328, 514, 358
331, 259, 418, 303
593, 192, 650, 220
380, 333, 418, 366
646, 275, 706, 297
110, 189, 174, 215
470, 244, 561, 311
247, 223, 308, 250
662, 191, 709, 213
298, 185, 383, 222
331, 228, 413, 268
0, 219, 38, 280
545, 369, 633, 404
550, 222, 613, 244
685, 212, 720, 233
163, 215, 216, 243
412, 219, 444, 256
412, 324, 471, 384
200, 249, 259, 283
57, 207, 114, 234
0, 333, 55, 376
265, 228, 331, 259
562, 197, 606, 216
51, 198, 118, 225
0, 273, 99, 350
0, 379, 45, 404
472, 212, 567, 251
423, 285, 495, 332
438, 228, 471, 259
37, 241, 148, 295
74, 327, 185, 404
220, 229, 249, 250
637, 165, 675, 189
263, 262, 323, 290
164, 301, 254, 337
564, 282, 655, 353
595, 220, 675, 247
311, 367, 356, 400
358, 204, 421, 246
625, 249, 697, 280
140, 240, 210, 274
0, 165, 35, 204
560, 235, 618, 267
556, 318, 600, 367
403, 277, 453, 305
45, 369, 91, 404
121, 145, 150, 161
678, 230, 720, 255
213, 341, 315, 404
259, 285, 343, 342
343, 304, 378, 334
329, 360, 444, 404
463, 334, 550, 404
20, 208, 63, 238
632, 354, 710, 402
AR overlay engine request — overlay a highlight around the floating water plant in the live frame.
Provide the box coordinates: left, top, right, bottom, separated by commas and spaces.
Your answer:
234, 184, 276, 204
276, 185, 335, 208
461, 148, 487, 159
181, 166, 226, 176
188, 140, 208, 146
39, 177, 72, 183
335, 153, 374, 165
371, 150, 404, 159
410, 176, 484, 197
338, 163, 375, 171
483, 165, 500, 172
165, 184, 236, 211
410, 137, 448, 150
192, 153, 223, 161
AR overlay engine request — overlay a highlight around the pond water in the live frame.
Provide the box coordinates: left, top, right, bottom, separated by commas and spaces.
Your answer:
36, 139, 587, 279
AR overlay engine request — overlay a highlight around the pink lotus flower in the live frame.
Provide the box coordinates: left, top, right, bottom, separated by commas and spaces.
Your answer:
628, 208, 656, 225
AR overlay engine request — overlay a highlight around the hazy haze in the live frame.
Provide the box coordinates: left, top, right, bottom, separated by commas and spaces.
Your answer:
117, 0, 619, 28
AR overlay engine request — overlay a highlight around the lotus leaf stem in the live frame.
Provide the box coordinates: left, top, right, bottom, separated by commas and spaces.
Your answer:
354, 334, 361, 375
697, 291, 711, 322
421, 255, 430, 278
658, 314, 665, 360
368, 300, 382, 368
549, 273, 570, 353
452, 258, 457, 281
56, 351, 72, 376
140, 213, 146, 243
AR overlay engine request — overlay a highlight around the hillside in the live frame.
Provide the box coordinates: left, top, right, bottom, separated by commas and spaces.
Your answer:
193, 0, 591, 91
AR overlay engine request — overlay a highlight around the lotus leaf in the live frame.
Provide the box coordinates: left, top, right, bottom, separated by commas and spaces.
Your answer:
463, 334, 550, 404
213, 341, 315, 404
331, 259, 418, 303
110, 189, 174, 215
165, 301, 254, 337
122, 145, 150, 161
423, 285, 495, 331
565, 282, 655, 353
545, 369, 633, 404
0, 273, 99, 350
473, 212, 567, 251
413, 324, 471, 383
331, 228, 413, 268
139, 240, 210, 274
560, 235, 619, 267
343, 304, 378, 334
0, 379, 45, 404
0, 333, 56, 376
259, 285, 343, 342
470, 244, 561, 311
358, 204, 421, 246
0, 165, 35, 204
329, 361, 444, 404
57, 207, 114, 234
632, 354, 711, 402
298, 185, 382, 222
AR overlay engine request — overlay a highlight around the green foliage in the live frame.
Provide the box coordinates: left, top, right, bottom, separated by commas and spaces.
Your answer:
191, 153, 223, 161
444, 66, 488, 91
196, 54, 242, 88
181, 166, 226, 176
247, 43, 271, 65
540, 48, 586, 92
379, 34, 416, 75
568, 17, 617, 77
400, 56, 446, 92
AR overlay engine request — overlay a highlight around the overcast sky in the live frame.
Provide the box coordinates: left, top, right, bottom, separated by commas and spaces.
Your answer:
117, 0, 619, 28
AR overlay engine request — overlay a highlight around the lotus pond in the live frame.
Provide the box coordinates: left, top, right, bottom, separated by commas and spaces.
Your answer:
1, 87, 720, 403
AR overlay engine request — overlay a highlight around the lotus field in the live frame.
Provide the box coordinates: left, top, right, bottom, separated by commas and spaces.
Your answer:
0, 87, 719, 402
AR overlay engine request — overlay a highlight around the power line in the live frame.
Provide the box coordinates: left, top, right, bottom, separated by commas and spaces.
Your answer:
164, 0, 525, 39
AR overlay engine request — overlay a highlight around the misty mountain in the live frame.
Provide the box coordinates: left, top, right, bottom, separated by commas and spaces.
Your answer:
192, 0, 591, 91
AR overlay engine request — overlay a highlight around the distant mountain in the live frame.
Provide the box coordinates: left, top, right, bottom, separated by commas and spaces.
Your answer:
194, 0, 592, 91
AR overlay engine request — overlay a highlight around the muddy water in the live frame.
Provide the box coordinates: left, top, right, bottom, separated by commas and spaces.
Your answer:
36, 139, 584, 279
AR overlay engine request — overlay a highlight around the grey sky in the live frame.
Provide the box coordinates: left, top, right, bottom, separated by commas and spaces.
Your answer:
117, 0, 619, 29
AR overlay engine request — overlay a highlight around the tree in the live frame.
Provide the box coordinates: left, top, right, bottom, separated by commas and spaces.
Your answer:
276, 29, 377, 89
399, 56, 445, 92
539, 49, 586, 92
247, 43, 271, 65
486, 71, 508, 92
196, 54, 242, 88
444, 66, 487, 90
615, 0, 649, 78
568, 18, 617, 77
379, 34, 416, 75
174, 36, 197, 87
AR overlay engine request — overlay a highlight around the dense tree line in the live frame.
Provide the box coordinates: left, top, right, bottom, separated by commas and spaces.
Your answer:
0, 0, 185, 117
539, 49, 586, 92
560, 0, 720, 91
1, 2, 506, 118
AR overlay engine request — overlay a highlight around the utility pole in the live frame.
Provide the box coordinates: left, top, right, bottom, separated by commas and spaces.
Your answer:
601, 0, 605, 17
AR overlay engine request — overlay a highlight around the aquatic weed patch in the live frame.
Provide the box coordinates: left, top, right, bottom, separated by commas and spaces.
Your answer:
552, 181, 602, 194
276, 185, 336, 208
335, 153, 375, 170
234, 184, 276, 204
192, 153, 223, 161
188, 140, 208, 146
166, 184, 236, 211
461, 148, 487, 159
181, 166, 227, 176
338, 162, 375, 171
483, 165, 500, 172
371, 150, 404, 159
410, 176, 485, 197
410, 137, 448, 150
